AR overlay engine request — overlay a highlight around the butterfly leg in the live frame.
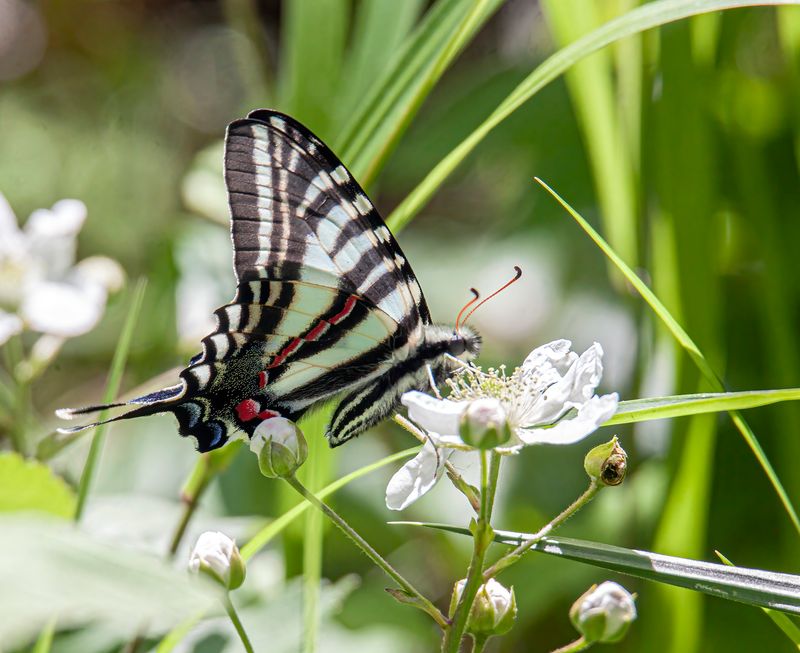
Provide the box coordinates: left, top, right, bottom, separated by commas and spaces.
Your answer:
425, 364, 442, 399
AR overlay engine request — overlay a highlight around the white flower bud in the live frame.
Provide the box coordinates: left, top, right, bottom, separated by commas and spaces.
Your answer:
188, 531, 245, 590
450, 578, 517, 637
459, 398, 511, 449
250, 416, 307, 478
570, 581, 636, 643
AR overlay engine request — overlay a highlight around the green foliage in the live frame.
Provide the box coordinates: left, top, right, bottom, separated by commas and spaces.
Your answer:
0, 453, 75, 517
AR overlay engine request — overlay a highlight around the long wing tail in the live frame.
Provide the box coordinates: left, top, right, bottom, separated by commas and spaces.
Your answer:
55, 384, 186, 434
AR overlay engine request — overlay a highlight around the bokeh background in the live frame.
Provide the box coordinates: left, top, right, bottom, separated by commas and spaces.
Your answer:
3, 0, 800, 651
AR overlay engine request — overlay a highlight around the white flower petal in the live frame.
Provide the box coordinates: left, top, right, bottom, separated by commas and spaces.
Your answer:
73, 256, 125, 293
385, 441, 452, 511
516, 393, 618, 445
0, 309, 22, 345
401, 390, 466, 436
21, 280, 107, 337
24, 199, 87, 280
569, 343, 604, 402
25, 199, 86, 238
521, 339, 575, 375
0, 193, 22, 252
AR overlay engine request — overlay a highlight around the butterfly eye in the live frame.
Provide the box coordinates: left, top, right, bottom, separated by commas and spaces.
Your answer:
449, 333, 467, 356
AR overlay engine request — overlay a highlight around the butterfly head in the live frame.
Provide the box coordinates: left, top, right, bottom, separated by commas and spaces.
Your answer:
449, 324, 481, 361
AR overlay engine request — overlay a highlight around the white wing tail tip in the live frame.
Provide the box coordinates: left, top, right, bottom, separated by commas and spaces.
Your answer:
55, 407, 79, 420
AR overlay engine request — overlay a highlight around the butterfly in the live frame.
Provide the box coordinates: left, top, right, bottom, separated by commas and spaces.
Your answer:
58, 110, 481, 451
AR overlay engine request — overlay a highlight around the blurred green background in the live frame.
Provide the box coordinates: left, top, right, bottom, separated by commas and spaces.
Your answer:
3, 0, 800, 651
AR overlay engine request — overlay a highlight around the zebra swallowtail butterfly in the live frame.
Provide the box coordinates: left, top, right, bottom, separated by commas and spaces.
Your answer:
58, 110, 481, 451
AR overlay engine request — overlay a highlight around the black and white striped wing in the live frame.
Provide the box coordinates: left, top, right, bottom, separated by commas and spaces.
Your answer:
225, 110, 431, 330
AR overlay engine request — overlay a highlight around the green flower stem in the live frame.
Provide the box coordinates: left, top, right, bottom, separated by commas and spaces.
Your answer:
484, 480, 600, 580
472, 634, 491, 653
223, 593, 255, 653
284, 473, 448, 628
168, 466, 213, 558
441, 451, 501, 653
550, 636, 591, 653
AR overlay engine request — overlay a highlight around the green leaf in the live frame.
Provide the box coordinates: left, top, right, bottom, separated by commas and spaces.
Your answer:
386, 0, 800, 233
393, 522, 800, 616
0, 516, 220, 646
0, 452, 76, 518
607, 388, 800, 426
536, 179, 800, 537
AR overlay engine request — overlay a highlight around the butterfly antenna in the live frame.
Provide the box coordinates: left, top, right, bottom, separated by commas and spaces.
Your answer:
462, 266, 523, 326
455, 288, 480, 332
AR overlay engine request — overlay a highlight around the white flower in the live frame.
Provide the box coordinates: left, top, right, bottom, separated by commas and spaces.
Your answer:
385, 340, 618, 510
452, 578, 517, 636
0, 194, 124, 344
570, 581, 636, 643
188, 531, 245, 590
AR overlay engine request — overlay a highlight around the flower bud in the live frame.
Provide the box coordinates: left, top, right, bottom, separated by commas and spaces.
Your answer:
584, 436, 627, 486
250, 416, 308, 478
459, 398, 511, 449
188, 531, 245, 590
450, 578, 517, 637
569, 581, 636, 643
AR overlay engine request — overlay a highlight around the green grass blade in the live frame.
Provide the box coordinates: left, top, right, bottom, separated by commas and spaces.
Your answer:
30, 618, 56, 653
386, 0, 800, 232
717, 551, 800, 648
335, 0, 423, 124
536, 178, 800, 536
607, 389, 800, 425
393, 523, 800, 616
278, 0, 349, 131
540, 0, 639, 266
338, 0, 504, 185
74, 279, 147, 522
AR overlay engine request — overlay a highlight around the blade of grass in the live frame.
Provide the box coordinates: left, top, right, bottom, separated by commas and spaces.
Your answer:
394, 523, 800, 616
607, 388, 800, 425
535, 178, 800, 536
278, 0, 349, 131
540, 0, 639, 267
386, 0, 800, 233
338, 0, 504, 185
335, 0, 423, 124
74, 279, 147, 522
717, 551, 800, 648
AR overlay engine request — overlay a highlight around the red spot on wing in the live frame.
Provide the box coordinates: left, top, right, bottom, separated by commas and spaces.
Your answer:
267, 337, 303, 369
235, 398, 280, 422
235, 399, 260, 422
258, 371, 269, 388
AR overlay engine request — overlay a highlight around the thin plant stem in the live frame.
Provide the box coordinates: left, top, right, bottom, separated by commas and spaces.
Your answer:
284, 473, 448, 628
393, 413, 480, 511
550, 636, 591, 653
484, 480, 600, 580
472, 633, 491, 653
74, 280, 147, 521
441, 451, 501, 653
223, 594, 255, 653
